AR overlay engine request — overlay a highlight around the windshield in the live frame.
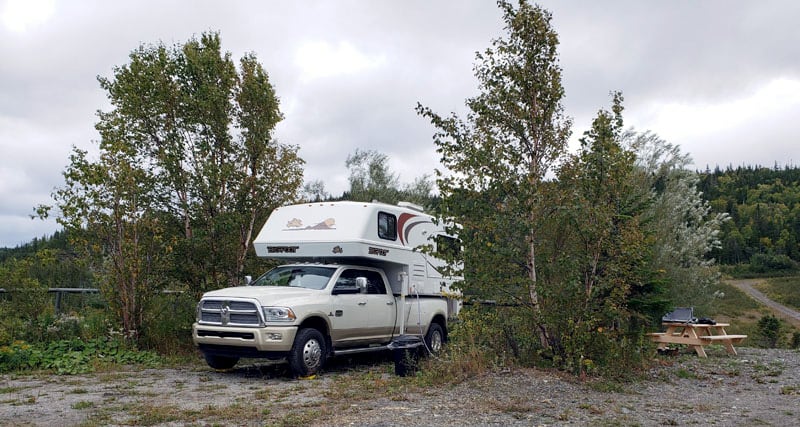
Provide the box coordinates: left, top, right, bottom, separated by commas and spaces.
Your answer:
250, 266, 335, 290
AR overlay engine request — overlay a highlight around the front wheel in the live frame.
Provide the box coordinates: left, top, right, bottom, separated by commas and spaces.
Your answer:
424, 322, 445, 355
288, 328, 327, 377
204, 354, 239, 370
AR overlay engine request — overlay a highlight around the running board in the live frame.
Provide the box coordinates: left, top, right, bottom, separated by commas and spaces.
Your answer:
333, 345, 390, 356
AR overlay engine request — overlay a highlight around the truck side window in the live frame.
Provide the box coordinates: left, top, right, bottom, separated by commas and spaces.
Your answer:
362, 270, 387, 295
377, 212, 397, 241
333, 270, 360, 293
335, 269, 387, 295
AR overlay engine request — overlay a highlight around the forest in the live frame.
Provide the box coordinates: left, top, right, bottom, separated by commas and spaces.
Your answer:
700, 165, 800, 274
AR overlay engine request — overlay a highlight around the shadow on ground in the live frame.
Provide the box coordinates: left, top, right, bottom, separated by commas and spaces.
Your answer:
215, 351, 396, 380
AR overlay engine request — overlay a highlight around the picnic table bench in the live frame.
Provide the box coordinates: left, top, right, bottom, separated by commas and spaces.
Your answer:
647, 322, 747, 358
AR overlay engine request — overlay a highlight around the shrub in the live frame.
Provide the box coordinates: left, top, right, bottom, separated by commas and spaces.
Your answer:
0, 337, 161, 375
139, 291, 197, 355
749, 254, 798, 274
756, 314, 782, 348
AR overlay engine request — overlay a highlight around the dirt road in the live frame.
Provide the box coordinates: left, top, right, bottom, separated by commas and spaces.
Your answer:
726, 278, 800, 328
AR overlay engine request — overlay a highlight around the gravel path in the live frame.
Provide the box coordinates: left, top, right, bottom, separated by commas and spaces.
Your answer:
727, 279, 800, 328
1, 347, 799, 426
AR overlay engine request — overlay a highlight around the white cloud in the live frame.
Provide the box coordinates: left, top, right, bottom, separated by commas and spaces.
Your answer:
629, 77, 800, 168
1, 0, 55, 33
640, 78, 800, 142
294, 40, 386, 82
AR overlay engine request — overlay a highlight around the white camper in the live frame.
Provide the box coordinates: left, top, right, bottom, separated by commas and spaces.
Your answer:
192, 201, 461, 376
253, 201, 460, 298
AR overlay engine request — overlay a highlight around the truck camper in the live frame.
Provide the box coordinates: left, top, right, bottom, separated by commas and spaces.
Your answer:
192, 201, 461, 376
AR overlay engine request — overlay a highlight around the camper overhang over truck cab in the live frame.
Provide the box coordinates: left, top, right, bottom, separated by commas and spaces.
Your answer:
192, 201, 461, 376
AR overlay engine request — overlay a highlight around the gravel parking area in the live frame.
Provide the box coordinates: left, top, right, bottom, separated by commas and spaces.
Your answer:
1, 347, 799, 426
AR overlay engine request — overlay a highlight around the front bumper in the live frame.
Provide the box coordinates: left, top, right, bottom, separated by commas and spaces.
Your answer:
192, 323, 298, 353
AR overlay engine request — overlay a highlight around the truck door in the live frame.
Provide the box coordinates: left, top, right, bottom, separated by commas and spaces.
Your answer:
330, 268, 396, 346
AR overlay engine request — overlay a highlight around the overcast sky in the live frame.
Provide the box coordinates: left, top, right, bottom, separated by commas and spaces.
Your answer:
1, 0, 799, 248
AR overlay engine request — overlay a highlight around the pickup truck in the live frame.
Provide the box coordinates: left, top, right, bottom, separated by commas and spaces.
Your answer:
193, 262, 448, 376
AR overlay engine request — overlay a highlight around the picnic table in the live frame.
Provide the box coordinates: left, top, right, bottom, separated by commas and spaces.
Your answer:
647, 322, 747, 358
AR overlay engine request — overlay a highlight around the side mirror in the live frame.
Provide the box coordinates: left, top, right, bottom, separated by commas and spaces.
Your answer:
244, 275, 252, 286
355, 277, 368, 293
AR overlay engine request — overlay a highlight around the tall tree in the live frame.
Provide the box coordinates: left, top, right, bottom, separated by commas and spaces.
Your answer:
44, 32, 303, 339
627, 131, 728, 310
344, 149, 400, 203
343, 148, 435, 207
417, 0, 571, 345
540, 94, 656, 371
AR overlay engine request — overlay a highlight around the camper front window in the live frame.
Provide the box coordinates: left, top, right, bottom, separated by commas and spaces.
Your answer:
250, 266, 335, 290
378, 211, 397, 241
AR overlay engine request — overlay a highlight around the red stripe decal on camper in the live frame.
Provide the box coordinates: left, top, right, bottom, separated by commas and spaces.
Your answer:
397, 213, 417, 245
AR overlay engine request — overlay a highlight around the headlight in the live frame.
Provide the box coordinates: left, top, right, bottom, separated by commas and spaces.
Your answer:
263, 306, 296, 322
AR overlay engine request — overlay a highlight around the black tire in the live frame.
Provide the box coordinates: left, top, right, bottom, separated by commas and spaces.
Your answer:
204, 354, 239, 370
288, 328, 327, 377
424, 322, 445, 355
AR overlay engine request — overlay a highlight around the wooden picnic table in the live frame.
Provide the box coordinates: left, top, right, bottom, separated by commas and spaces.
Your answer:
647, 322, 747, 358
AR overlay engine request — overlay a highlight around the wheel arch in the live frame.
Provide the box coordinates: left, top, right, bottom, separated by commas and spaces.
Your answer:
429, 313, 448, 342
298, 315, 332, 354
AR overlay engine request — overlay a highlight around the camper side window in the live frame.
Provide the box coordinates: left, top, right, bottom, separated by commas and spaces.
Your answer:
377, 212, 397, 241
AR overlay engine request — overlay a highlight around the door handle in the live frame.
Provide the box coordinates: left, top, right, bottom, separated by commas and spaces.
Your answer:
358, 301, 367, 306
386, 301, 394, 306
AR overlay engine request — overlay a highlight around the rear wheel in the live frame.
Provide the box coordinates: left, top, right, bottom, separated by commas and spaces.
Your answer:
204, 354, 239, 370
288, 328, 327, 377
424, 322, 445, 355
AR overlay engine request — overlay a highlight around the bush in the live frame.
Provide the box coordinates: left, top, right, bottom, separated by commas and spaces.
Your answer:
139, 291, 197, 355
0, 337, 161, 375
756, 314, 782, 348
749, 254, 798, 274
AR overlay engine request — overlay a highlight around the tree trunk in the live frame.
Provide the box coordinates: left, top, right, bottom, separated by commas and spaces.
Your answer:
528, 225, 549, 348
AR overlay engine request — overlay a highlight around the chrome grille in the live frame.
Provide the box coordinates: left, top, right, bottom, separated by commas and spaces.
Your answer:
199, 298, 261, 327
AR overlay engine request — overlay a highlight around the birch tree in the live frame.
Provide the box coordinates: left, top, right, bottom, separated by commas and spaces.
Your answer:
417, 0, 571, 346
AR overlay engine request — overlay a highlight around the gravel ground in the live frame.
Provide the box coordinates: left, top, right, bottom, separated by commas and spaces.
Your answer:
1, 347, 799, 426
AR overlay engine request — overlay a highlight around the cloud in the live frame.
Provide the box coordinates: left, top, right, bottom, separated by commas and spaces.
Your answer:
631, 77, 800, 168
1, 0, 799, 247
1, 0, 55, 33
294, 40, 387, 82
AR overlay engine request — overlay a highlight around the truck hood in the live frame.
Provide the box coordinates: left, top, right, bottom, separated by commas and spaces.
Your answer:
202, 286, 321, 307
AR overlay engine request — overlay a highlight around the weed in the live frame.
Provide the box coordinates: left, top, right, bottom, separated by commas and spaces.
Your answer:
72, 401, 94, 410
70, 388, 89, 394
675, 369, 696, 380
491, 396, 533, 414
0, 386, 22, 394
588, 379, 628, 394
780, 385, 799, 395
578, 403, 604, 415
273, 409, 321, 426
255, 388, 271, 400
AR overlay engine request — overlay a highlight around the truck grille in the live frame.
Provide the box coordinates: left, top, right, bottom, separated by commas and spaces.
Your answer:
199, 299, 262, 327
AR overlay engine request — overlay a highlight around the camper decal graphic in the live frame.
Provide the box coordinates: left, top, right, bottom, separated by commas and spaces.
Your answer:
284, 218, 336, 231
368, 247, 389, 256
398, 213, 431, 246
